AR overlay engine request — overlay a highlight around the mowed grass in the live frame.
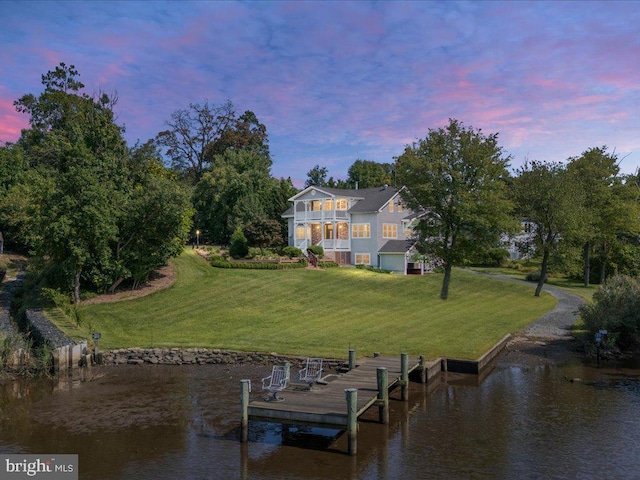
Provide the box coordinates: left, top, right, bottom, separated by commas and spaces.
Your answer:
70, 250, 557, 360
471, 266, 597, 303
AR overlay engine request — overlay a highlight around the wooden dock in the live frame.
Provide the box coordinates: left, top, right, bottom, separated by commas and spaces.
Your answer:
241, 353, 425, 455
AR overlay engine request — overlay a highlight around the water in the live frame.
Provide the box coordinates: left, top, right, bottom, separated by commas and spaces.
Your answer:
1, 350, 639, 479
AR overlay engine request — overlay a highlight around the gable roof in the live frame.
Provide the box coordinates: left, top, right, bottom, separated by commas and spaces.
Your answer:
283, 185, 404, 217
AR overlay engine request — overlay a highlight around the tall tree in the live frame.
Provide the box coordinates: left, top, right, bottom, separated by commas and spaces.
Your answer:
346, 159, 394, 188
567, 146, 619, 286
10, 64, 193, 301
205, 110, 270, 161
568, 147, 640, 285
155, 100, 235, 184
513, 161, 586, 296
304, 164, 330, 188
193, 150, 273, 244
396, 119, 515, 299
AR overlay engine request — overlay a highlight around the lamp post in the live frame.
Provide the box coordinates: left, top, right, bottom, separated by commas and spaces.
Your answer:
196, 230, 200, 247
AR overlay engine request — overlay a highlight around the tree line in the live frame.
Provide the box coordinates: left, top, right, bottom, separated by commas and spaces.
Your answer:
1, 64, 639, 308
309, 120, 640, 301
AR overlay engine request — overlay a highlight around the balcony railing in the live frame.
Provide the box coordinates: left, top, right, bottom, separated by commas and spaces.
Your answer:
293, 210, 349, 222
294, 238, 350, 251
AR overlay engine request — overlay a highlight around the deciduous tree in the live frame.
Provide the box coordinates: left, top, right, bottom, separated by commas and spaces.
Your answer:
346, 159, 394, 188
155, 100, 235, 184
396, 119, 515, 299
513, 161, 586, 296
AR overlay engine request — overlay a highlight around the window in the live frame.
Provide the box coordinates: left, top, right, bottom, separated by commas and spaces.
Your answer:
388, 202, 394, 213
355, 253, 370, 265
295, 225, 308, 240
324, 199, 333, 211
397, 202, 403, 213
324, 222, 334, 239
337, 222, 349, 240
383, 223, 398, 239
352, 223, 370, 238
310, 200, 321, 211
336, 198, 348, 210
403, 221, 413, 237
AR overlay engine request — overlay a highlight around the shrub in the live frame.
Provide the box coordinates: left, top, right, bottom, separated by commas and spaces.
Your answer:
525, 270, 546, 283
307, 245, 324, 257
356, 265, 392, 274
210, 258, 307, 270
229, 228, 249, 259
281, 246, 303, 258
469, 248, 510, 267
318, 261, 339, 268
580, 275, 640, 351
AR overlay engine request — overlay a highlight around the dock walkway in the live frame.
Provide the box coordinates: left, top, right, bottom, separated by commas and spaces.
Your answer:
248, 355, 420, 427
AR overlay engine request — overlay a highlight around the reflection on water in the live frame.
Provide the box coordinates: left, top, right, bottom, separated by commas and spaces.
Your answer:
1, 356, 640, 479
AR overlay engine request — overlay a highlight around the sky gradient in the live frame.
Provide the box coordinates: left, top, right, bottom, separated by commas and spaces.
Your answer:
1, 0, 639, 186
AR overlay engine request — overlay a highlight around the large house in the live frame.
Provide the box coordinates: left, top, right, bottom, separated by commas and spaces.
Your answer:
282, 185, 425, 273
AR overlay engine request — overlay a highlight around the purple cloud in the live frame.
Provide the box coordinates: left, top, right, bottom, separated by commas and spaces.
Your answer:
1, 0, 639, 185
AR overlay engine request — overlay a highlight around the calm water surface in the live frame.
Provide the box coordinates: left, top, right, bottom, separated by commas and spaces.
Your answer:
1, 352, 639, 479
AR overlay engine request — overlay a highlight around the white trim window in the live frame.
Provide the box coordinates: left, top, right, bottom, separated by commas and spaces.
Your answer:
383, 223, 398, 239
336, 198, 348, 210
352, 223, 371, 238
355, 253, 370, 265
295, 225, 309, 240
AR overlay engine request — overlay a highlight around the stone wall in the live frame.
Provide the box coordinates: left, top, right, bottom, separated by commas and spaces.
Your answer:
26, 308, 88, 372
26, 308, 76, 348
102, 347, 345, 369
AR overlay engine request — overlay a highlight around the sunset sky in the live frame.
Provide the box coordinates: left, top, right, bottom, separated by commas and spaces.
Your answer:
1, 1, 638, 186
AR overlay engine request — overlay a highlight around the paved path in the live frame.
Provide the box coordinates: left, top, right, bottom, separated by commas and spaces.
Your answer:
469, 270, 585, 340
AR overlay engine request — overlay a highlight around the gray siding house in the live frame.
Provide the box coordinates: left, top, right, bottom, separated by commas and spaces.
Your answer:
282, 185, 422, 273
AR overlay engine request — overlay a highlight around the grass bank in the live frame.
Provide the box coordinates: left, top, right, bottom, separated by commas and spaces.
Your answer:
60, 250, 557, 360
470, 265, 597, 302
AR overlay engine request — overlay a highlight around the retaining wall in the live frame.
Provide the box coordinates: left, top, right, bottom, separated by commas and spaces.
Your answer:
102, 348, 345, 370
26, 309, 88, 372
443, 334, 512, 375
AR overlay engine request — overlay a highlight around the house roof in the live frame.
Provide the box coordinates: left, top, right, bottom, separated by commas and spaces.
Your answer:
282, 185, 404, 217
378, 239, 414, 254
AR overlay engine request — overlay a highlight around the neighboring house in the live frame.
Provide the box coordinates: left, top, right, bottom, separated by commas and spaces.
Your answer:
282, 185, 424, 274
502, 220, 536, 260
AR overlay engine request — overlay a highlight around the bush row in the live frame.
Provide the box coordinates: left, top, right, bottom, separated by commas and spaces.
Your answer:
211, 258, 308, 269
356, 264, 393, 274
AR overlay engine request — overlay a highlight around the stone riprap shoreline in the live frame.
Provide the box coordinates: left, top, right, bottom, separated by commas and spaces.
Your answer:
103, 348, 344, 370
26, 308, 77, 348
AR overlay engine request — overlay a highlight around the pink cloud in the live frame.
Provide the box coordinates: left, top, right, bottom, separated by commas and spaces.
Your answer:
0, 104, 28, 143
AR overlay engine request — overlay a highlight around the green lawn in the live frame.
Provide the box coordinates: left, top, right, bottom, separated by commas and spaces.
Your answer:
60, 250, 557, 360
470, 266, 597, 302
